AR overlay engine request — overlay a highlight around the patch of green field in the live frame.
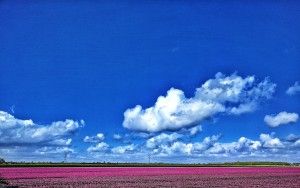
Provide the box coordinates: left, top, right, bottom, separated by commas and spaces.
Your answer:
0, 161, 298, 167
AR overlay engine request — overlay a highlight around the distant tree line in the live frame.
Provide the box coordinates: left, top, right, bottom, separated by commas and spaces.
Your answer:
0, 161, 299, 167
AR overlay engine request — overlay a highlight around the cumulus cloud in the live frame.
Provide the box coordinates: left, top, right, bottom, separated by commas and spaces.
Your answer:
286, 134, 300, 142
113, 134, 122, 140
293, 139, 300, 147
264, 112, 299, 127
188, 125, 202, 136
0, 111, 84, 147
0, 110, 84, 161
83, 133, 105, 143
123, 73, 276, 132
144, 132, 297, 157
87, 142, 109, 152
286, 81, 300, 95
35, 146, 74, 155
84, 132, 300, 162
164, 142, 194, 155
0, 146, 79, 162
259, 133, 283, 148
162, 135, 262, 156
207, 137, 262, 154
116, 132, 152, 144
150, 134, 221, 156
84, 133, 110, 153
146, 133, 183, 149
111, 144, 136, 154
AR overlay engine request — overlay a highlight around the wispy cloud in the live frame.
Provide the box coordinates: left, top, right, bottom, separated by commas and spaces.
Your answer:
113, 134, 122, 140
264, 111, 298, 127
286, 81, 300, 95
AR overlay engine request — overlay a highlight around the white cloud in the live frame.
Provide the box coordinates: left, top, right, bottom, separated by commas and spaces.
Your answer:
35, 146, 74, 155
207, 137, 262, 154
83, 133, 105, 143
194, 135, 221, 151
150, 134, 221, 156
0, 111, 84, 147
85, 133, 300, 163
155, 135, 261, 156
293, 139, 300, 147
87, 142, 109, 153
110, 132, 152, 144
0, 110, 84, 161
113, 134, 122, 140
49, 138, 72, 146
111, 144, 136, 154
286, 134, 300, 142
188, 125, 202, 136
229, 102, 257, 115
264, 111, 299, 127
166, 142, 194, 155
259, 133, 283, 148
123, 73, 276, 132
145, 133, 296, 157
146, 133, 183, 149
85, 133, 109, 153
286, 81, 300, 95
0, 146, 79, 162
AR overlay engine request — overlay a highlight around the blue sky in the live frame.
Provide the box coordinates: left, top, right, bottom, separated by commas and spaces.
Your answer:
0, 1, 299, 163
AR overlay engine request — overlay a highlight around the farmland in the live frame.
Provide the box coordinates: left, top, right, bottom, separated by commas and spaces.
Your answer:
1, 167, 300, 187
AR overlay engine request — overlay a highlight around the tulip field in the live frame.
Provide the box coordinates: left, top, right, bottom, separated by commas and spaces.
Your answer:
1, 167, 300, 187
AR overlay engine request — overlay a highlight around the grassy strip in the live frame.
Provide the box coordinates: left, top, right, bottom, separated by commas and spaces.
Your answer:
0, 161, 298, 168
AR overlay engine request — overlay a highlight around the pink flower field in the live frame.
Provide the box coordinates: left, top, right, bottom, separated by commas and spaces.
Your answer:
1, 167, 300, 187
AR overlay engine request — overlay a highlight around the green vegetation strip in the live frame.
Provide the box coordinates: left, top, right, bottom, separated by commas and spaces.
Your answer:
0, 161, 297, 168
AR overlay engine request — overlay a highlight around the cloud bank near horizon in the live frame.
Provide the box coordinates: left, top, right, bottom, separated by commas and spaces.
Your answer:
0, 110, 84, 161
0, 111, 84, 147
84, 131, 300, 163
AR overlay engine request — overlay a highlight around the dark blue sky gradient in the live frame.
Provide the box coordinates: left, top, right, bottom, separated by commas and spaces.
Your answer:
0, 1, 299, 151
